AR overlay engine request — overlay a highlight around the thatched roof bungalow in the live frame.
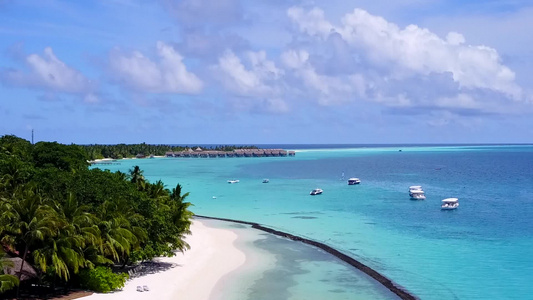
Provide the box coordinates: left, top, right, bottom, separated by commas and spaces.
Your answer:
3, 257, 38, 281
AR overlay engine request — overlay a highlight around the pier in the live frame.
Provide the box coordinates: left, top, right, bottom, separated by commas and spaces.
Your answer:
164, 148, 295, 158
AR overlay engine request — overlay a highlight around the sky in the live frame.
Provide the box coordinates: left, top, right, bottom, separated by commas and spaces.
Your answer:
1, 0, 533, 144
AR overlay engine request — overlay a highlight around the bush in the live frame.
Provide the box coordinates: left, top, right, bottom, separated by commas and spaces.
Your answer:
79, 266, 129, 293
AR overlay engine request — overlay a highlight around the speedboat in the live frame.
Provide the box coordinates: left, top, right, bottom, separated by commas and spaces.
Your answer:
227, 180, 240, 184
347, 178, 361, 185
310, 188, 323, 195
410, 189, 426, 200
441, 198, 459, 210
262, 179, 269, 183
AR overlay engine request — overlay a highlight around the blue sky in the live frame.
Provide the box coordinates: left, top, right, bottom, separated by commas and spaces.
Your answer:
1, 0, 532, 144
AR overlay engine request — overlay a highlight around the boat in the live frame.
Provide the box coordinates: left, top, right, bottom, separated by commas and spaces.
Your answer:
310, 188, 323, 195
227, 180, 240, 184
410, 189, 426, 200
441, 198, 459, 210
409, 186, 423, 196
347, 178, 361, 185
262, 179, 269, 183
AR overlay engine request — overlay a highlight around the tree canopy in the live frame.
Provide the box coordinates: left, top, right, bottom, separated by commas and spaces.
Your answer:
0, 135, 194, 296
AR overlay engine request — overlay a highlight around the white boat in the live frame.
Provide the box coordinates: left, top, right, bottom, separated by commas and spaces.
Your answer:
441, 198, 459, 210
310, 188, 323, 195
347, 178, 361, 185
409, 185, 423, 196
410, 189, 426, 200
262, 179, 269, 183
227, 180, 240, 184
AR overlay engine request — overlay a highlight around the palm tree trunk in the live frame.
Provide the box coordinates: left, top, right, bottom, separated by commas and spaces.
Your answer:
16, 244, 29, 298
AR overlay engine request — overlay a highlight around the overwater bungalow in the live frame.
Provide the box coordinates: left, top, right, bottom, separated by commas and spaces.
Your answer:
159, 147, 293, 159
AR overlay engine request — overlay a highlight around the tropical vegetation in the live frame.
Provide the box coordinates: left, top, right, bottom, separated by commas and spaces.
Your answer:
0, 135, 194, 297
81, 143, 258, 160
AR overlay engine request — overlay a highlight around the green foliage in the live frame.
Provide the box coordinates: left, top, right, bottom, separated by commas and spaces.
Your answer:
0, 135, 33, 162
78, 266, 129, 293
0, 134, 194, 292
81, 143, 259, 159
0, 249, 19, 294
33, 142, 89, 171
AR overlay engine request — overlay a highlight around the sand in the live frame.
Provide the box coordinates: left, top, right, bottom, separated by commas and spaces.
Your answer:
83, 219, 246, 300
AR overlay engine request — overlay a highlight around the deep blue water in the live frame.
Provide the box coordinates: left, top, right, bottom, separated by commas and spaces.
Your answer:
94, 145, 533, 299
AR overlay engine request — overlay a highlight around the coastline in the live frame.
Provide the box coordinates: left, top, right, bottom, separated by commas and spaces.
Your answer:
82, 219, 245, 300
196, 215, 418, 300
82, 215, 417, 300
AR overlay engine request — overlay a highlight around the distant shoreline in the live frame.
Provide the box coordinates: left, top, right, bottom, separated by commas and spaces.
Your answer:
195, 215, 418, 300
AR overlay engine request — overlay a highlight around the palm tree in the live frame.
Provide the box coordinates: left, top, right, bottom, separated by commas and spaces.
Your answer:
98, 216, 138, 263
96, 198, 147, 263
128, 166, 145, 191
32, 193, 97, 281
0, 184, 58, 296
168, 184, 194, 252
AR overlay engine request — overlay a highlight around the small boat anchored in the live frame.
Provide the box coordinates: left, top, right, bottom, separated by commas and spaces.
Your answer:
227, 179, 240, 184
410, 189, 426, 200
262, 179, 269, 183
310, 188, 323, 195
347, 178, 361, 185
441, 198, 459, 210
409, 185, 426, 200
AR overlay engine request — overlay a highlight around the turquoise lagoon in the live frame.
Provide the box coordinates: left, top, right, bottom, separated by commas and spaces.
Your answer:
93, 145, 533, 299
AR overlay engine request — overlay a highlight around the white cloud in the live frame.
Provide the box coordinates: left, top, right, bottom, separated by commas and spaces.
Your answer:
281, 49, 360, 105
213, 50, 288, 113
3, 47, 93, 93
214, 49, 283, 97
287, 6, 523, 100
109, 41, 203, 94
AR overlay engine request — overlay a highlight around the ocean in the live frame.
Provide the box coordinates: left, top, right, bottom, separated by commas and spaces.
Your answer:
92, 145, 533, 299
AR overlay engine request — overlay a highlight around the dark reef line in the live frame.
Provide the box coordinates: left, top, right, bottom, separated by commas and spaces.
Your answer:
195, 215, 418, 300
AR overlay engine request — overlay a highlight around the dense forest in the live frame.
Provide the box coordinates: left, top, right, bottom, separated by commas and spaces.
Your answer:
82, 143, 258, 160
0, 135, 194, 297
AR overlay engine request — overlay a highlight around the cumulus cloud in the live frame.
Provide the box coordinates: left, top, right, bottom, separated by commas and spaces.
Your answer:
213, 50, 288, 112
109, 41, 203, 94
2, 47, 93, 93
287, 6, 524, 102
281, 49, 362, 105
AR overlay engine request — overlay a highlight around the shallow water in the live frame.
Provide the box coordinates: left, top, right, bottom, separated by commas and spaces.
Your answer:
94, 145, 533, 299
206, 219, 396, 300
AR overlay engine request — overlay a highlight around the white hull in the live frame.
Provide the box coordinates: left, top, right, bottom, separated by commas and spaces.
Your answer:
441, 203, 459, 210
310, 189, 323, 195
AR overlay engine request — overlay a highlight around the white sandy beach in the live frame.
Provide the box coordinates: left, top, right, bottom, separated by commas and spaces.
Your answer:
84, 219, 246, 300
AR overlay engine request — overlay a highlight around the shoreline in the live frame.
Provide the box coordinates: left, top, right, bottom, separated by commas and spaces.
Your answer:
82, 219, 245, 300
81, 215, 418, 300
195, 215, 419, 300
